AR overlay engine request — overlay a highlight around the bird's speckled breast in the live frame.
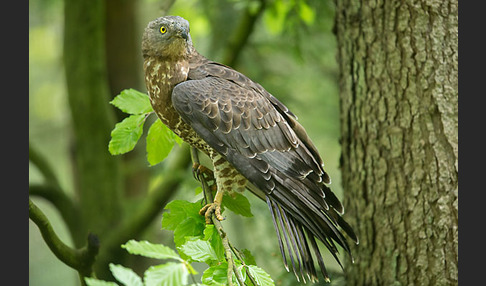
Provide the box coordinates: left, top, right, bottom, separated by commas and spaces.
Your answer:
144, 56, 212, 155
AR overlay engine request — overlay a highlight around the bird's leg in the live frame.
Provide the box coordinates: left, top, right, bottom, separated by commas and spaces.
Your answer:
192, 162, 215, 183
199, 189, 224, 224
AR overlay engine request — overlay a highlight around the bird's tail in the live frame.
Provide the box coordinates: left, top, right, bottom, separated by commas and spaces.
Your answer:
247, 182, 358, 283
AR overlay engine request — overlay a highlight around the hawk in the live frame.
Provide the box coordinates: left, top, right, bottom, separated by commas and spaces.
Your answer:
142, 16, 358, 283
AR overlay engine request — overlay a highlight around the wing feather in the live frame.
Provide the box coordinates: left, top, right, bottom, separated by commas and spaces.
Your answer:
172, 64, 356, 282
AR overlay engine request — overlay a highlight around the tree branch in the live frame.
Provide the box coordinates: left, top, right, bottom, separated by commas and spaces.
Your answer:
95, 144, 191, 273
229, 241, 259, 286
222, 0, 267, 67
29, 142, 61, 188
29, 198, 99, 280
29, 142, 84, 246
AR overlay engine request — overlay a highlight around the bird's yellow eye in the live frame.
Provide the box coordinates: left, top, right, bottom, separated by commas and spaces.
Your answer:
160, 26, 167, 34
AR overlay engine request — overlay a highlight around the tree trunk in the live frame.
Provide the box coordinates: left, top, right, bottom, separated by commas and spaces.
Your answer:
64, 0, 122, 243
334, 1, 458, 285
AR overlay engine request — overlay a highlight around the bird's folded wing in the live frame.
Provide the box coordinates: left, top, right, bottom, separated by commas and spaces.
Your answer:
171, 74, 357, 282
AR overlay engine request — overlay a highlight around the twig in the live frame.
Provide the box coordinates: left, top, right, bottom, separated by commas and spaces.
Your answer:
29, 198, 99, 280
191, 148, 245, 286
229, 241, 259, 286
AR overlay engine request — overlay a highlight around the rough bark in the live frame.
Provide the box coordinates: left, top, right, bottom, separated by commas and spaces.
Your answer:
334, 0, 458, 285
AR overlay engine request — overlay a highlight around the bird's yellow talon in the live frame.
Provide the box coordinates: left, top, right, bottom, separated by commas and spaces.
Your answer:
199, 202, 224, 224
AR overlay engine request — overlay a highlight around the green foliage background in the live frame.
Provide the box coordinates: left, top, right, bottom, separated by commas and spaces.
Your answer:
29, 0, 343, 285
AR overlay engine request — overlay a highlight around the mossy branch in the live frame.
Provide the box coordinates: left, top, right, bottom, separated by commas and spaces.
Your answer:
29, 142, 85, 246
95, 144, 191, 275
29, 198, 99, 281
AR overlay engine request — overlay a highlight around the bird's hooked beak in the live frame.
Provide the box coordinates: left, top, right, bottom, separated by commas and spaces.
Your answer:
179, 27, 189, 41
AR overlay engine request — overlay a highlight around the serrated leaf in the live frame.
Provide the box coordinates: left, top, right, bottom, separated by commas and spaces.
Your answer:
121, 240, 182, 261
178, 239, 218, 263
84, 277, 118, 286
109, 264, 143, 286
162, 200, 204, 231
247, 265, 274, 286
222, 193, 253, 217
202, 263, 230, 286
174, 218, 205, 247
203, 225, 224, 261
110, 88, 153, 114
146, 119, 177, 166
144, 262, 188, 286
202, 262, 245, 285
109, 114, 146, 155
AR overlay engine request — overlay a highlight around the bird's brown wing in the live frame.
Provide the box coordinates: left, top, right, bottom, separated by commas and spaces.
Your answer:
172, 64, 357, 282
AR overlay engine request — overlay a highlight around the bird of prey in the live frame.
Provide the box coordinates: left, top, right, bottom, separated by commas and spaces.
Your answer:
142, 15, 358, 283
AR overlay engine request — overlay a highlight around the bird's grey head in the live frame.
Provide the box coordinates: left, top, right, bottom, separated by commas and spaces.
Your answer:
142, 16, 193, 58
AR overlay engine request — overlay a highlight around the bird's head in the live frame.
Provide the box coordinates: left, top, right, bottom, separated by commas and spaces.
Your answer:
142, 16, 193, 58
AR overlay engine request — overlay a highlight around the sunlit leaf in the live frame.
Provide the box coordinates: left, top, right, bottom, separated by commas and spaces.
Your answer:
110, 88, 153, 115
247, 265, 274, 286
146, 119, 178, 166
144, 262, 188, 286
109, 263, 143, 286
121, 240, 182, 261
162, 200, 205, 231
108, 114, 146, 155
178, 239, 218, 263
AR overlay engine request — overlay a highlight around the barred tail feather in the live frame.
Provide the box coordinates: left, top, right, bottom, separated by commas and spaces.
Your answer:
265, 193, 355, 283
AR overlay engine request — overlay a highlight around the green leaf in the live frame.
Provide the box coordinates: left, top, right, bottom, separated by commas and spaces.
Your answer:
84, 277, 118, 286
108, 114, 146, 155
162, 200, 205, 231
173, 218, 205, 247
246, 265, 274, 286
146, 119, 177, 166
202, 262, 245, 285
109, 264, 143, 286
178, 239, 218, 263
110, 88, 153, 115
144, 262, 188, 286
203, 225, 224, 261
222, 193, 253, 217
202, 263, 231, 286
121, 240, 182, 261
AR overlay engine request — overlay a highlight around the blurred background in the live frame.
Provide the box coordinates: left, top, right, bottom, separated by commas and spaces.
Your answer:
29, 0, 343, 285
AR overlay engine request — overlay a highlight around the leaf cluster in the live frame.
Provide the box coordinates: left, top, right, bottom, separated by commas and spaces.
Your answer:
108, 88, 182, 166
85, 200, 273, 286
